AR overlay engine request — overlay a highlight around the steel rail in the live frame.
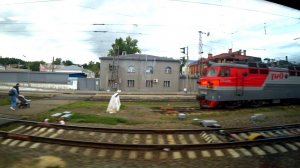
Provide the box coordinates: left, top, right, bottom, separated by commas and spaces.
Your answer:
1, 117, 300, 134
0, 131, 300, 150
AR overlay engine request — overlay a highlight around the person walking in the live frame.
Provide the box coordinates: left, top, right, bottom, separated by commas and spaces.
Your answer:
14, 83, 20, 95
9, 85, 19, 110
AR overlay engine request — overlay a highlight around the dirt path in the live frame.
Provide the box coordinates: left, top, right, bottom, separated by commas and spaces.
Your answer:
0, 99, 76, 118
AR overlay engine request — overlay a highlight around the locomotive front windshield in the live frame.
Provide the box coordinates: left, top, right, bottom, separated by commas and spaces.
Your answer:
205, 68, 217, 77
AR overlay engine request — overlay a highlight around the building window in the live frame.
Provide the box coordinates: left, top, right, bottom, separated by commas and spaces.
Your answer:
146, 66, 153, 74
146, 80, 153, 87
163, 81, 170, 87
128, 65, 136, 73
127, 80, 135, 87
165, 66, 172, 74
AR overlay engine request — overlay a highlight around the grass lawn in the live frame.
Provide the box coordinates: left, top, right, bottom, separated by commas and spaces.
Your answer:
0, 96, 10, 106
31, 100, 300, 128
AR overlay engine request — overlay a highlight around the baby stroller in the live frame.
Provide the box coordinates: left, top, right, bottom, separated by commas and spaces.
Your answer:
17, 95, 31, 108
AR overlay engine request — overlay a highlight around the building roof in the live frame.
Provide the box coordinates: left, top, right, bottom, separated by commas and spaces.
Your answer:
99, 54, 180, 63
189, 49, 261, 66
58, 65, 83, 71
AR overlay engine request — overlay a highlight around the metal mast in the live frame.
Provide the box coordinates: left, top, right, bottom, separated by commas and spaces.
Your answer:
110, 46, 119, 90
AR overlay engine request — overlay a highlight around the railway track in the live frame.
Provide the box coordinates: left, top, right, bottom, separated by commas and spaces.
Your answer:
0, 117, 300, 160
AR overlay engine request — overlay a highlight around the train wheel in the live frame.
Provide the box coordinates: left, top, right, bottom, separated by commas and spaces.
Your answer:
250, 100, 262, 108
224, 101, 241, 109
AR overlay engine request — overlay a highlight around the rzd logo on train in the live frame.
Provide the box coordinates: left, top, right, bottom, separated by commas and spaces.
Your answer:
271, 73, 285, 80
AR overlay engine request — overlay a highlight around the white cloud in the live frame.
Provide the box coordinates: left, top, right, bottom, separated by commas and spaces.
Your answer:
0, 0, 299, 64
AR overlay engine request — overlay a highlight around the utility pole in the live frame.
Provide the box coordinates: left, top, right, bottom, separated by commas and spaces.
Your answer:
180, 46, 189, 93
198, 31, 210, 76
110, 46, 119, 90
52, 56, 54, 72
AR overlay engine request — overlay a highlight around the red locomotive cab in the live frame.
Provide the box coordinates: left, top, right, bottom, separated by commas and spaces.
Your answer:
198, 66, 224, 108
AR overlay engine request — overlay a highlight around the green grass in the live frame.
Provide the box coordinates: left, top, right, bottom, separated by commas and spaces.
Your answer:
34, 111, 129, 125
0, 97, 10, 106
49, 101, 108, 112
70, 112, 128, 125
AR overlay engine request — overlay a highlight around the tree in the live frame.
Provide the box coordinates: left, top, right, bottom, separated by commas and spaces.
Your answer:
62, 60, 73, 66
29, 61, 45, 71
108, 36, 141, 56
82, 61, 100, 78
53, 58, 62, 65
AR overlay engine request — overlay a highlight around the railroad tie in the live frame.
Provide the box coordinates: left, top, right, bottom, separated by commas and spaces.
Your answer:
178, 134, 188, 144
281, 130, 293, 136
294, 141, 300, 148
167, 134, 176, 144
251, 147, 266, 156
227, 148, 240, 158
18, 141, 30, 147
261, 145, 278, 154
144, 151, 153, 160
98, 133, 106, 142
49, 129, 64, 138
121, 133, 128, 144
107, 133, 118, 143
67, 130, 74, 134
188, 134, 199, 144
8, 125, 25, 133
83, 149, 93, 156
210, 134, 222, 143
230, 134, 243, 141
69, 147, 79, 154
238, 133, 249, 140
200, 131, 208, 138
172, 151, 182, 160
128, 151, 138, 159
265, 132, 277, 137
97, 149, 107, 158
158, 134, 165, 144
39, 128, 55, 137
1, 139, 13, 145
55, 145, 65, 152
145, 134, 153, 144
29, 142, 41, 149
8, 140, 20, 147
284, 143, 298, 151
259, 132, 271, 138
201, 150, 211, 157
159, 151, 168, 160
43, 144, 52, 150
89, 132, 96, 136
112, 150, 122, 159
273, 144, 288, 153
187, 151, 197, 159
132, 134, 140, 144
237, 148, 252, 156
78, 131, 84, 135
214, 149, 224, 157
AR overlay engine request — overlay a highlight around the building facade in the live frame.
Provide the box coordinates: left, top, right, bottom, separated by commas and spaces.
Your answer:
99, 54, 181, 92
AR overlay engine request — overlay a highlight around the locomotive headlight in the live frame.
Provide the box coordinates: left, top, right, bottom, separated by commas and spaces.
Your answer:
207, 80, 219, 88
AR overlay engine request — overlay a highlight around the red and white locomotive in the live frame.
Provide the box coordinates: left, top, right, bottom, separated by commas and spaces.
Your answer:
197, 61, 300, 108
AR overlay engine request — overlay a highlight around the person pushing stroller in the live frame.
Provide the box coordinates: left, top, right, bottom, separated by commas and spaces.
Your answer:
8, 84, 19, 110
9, 83, 31, 110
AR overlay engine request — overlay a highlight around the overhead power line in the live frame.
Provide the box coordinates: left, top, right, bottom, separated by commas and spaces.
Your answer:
168, 0, 300, 19
0, 0, 63, 6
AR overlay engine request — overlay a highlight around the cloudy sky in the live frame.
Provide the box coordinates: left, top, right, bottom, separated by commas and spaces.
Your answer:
0, 0, 299, 64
